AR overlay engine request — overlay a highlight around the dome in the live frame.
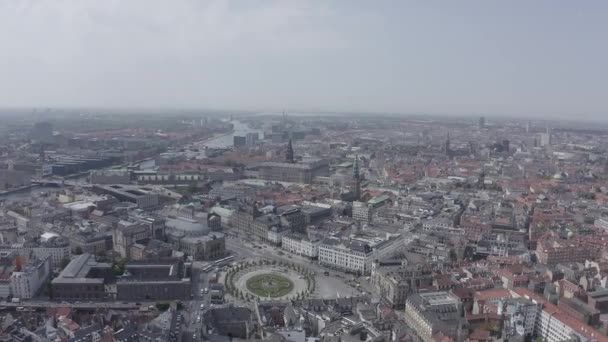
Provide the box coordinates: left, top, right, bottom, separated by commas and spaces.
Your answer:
552, 171, 567, 181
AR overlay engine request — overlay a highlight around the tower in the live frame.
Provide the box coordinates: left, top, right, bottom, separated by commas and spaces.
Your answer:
285, 139, 295, 163
478, 116, 485, 129
444, 132, 451, 157
353, 155, 361, 201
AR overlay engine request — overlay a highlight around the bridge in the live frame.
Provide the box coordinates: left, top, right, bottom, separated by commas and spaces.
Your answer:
0, 300, 141, 310
31, 179, 91, 188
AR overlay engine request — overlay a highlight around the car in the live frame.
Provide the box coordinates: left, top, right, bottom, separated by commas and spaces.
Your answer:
324, 271, 330, 276
203, 288, 209, 294
200, 303, 205, 310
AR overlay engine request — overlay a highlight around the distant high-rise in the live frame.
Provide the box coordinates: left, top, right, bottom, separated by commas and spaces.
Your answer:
478, 116, 485, 129
444, 132, 451, 157
353, 156, 361, 201
31, 122, 53, 144
525, 121, 531, 133
285, 139, 295, 163
538, 133, 551, 147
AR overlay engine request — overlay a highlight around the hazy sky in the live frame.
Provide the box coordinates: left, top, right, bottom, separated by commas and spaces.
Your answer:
1, 1, 607, 118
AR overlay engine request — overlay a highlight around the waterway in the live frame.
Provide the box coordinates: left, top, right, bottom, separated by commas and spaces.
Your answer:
0, 121, 262, 203
200, 120, 263, 149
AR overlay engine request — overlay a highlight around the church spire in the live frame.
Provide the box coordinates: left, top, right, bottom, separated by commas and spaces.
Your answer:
286, 139, 294, 163
353, 155, 361, 201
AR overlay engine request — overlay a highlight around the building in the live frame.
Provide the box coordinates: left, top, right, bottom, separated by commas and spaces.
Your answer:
319, 234, 403, 275
180, 232, 226, 261
258, 159, 329, 184
404, 292, 463, 342
278, 206, 306, 233
245, 132, 259, 147
538, 132, 552, 146
353, 195, 391, 223
31, 121, 53, 144
319, 237, 371, 275
371, 262, 434, 309
90, 170, 131, 184
93, 184, 159, 209
536, 238, 600, 266
69, 232, 113, 255
233, 136, 246, 147
499, 298, 538, 340
558, 297, 600, 326
203, 307, 255, 339
2, 236, 71, 270
113, 222, 153, 258
281, 233, 321, 258
0, 170, 31, 190
116, 258, 191, 301
51, 254, 112, 300
10, 256, 51, 299
511, 287, 608, 342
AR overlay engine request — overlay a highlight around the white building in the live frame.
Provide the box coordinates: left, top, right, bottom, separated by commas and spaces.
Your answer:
319, 234, 404, 275
1, 237, 70, 270
353, 196, 391, 223
11, 256, 51, 299
511, 288, 605, 342
27, 238, 71, 269
282, 233, 320, 258
499, 298, 538, 339
267, 226, 285, 245
352, 201, 371, 223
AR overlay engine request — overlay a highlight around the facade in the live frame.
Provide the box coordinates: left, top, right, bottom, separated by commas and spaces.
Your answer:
404, 292, 462, 342
281, 233, 320, 258
180, 232, 226, 261
10, 256, 51, 299
278, 207, 306, 233
267, 226, 286, 245
511, 287, 608, 342
116, 259, 191, 300
352, 201, 371, 223
353, 195, 391, 223
70, 232, 113, 255
113, 222, 152, 258
319, 235, 403, 275
536, 238, 599, 266
90, 170, 131, 184
500, 298, 538, 340
371, 263, 434, 309
319, 238, 371, 275
2, 237, 71, 270
258, 159, 329, 184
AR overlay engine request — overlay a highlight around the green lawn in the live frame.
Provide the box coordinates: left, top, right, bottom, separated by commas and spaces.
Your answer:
246, 273, 294, 298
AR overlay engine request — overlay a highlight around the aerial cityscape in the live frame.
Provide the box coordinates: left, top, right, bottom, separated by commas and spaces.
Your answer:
0, 111, 607, 342
2, 1, 608, 342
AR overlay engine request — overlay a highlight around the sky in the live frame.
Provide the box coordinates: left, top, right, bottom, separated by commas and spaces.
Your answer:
1, 0, 607, 119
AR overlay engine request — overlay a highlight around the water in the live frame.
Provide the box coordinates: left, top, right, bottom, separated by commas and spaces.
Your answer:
0, 185, 60, 204
201, 120, 263, 148
0, 121, 261, 203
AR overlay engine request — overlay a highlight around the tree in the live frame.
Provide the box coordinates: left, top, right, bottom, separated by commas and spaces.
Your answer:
74, 246, 83, 255
156, 302, 170, 311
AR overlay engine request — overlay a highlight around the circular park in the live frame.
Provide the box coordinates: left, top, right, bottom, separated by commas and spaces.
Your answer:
246, 273, 293, 298
224, 259, 316, 302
